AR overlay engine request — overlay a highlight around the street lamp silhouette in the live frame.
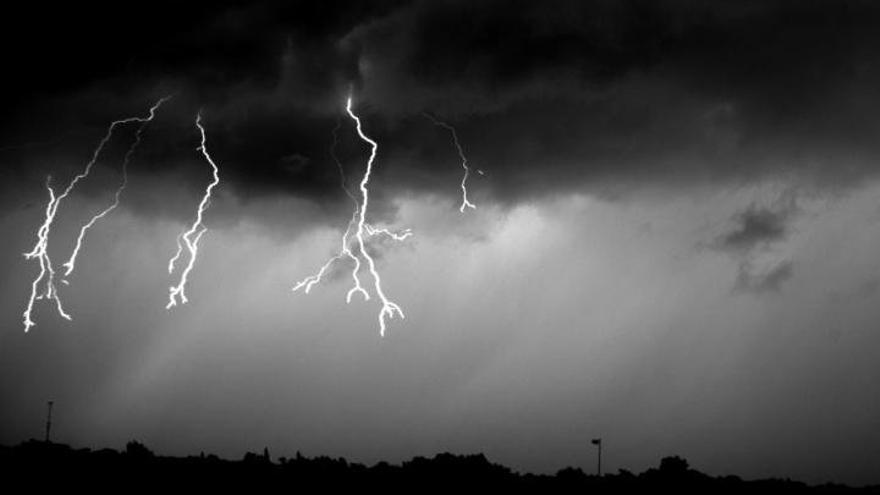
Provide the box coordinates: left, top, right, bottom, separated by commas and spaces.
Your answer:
591, 438, 602, 476
44, 401, 53, 444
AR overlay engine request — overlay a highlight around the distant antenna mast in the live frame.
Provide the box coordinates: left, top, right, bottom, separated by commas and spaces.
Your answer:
44, 401, 54, 443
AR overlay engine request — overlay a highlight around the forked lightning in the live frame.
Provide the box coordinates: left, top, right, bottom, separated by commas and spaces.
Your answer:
22, 97, 171, 332
293, 97, 409, 336
167, 112, 221, 309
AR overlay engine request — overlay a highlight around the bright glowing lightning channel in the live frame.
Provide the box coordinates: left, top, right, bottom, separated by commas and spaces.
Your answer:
346, 97, 405, 336
166, 112, 220, 309
22, 98, 171, 332
63, 96, 172, 279
423, 112, 476, 212
293, 98, 408, 336
21, 179, 70, 332
292, 104, 414, 337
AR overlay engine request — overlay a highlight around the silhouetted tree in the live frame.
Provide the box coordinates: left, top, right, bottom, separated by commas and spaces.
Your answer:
125, 440, 154, 459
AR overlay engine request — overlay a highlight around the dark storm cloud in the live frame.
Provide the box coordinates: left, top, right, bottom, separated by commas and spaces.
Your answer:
355, 0, 880, 118
708, 192, 799, 294
4, 0, 880, 211
354, 0, 880, 202
734, 260, 794, 294
0, 1, 405, 101
713, 202, 796, 254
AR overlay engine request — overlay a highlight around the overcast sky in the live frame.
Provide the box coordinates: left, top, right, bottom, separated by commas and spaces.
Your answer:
3, 0, 880, 485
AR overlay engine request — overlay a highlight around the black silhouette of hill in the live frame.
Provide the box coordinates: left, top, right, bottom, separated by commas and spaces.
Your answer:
2, 439, 878, 494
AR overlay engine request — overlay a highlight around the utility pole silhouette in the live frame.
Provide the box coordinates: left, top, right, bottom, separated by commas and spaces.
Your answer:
591, 438, 602, 476
44, 401, 54, 444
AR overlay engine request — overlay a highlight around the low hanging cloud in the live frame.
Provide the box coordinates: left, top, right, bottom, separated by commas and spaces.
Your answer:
709, 192, 800, 294
734, 260, 794, 294
713, 198, 797, 254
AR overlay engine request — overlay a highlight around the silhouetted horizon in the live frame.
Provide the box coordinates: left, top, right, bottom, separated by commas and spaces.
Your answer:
3, 438, 878, 493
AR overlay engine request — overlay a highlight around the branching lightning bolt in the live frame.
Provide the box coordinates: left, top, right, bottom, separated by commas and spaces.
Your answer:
21, 98, 171, 332
347, 97, 406, 336
293, 97, 408, 336
62, 96, 172, 279
423, 112, 476, 212
22, 179, 70, 332
166, 112, 221, 309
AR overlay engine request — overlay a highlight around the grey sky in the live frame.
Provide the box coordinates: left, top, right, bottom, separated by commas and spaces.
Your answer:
3, 180, 880, 484
3, 0, 880, 486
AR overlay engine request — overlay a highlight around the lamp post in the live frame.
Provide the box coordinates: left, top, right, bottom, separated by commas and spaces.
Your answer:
44, 401, 54, 444
591, 438, 602, 476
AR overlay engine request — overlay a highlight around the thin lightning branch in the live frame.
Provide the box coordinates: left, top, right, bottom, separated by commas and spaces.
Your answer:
166, 112, 220, 309
292, 210, 362, 296
62, 96, 172, 279
21, 98, 172, 332
346, 97, 405, 336
423, 112, 476, 212
331, 118, 359, 206
365, 225, 413, 241
168, 233, 185, 273
292, 119, 370, 301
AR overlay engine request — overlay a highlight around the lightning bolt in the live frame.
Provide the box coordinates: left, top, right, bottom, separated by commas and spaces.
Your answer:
21, 98, 171, 332
293, 97, 408, 336
22, 178, 70, 332
346, 97, 406, 336
166, 112, 221, 309
423, 112, 476, 212
62, 96, 172, 279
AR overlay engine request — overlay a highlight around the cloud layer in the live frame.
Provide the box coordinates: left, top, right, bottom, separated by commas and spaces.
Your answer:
5, 0, 880, 215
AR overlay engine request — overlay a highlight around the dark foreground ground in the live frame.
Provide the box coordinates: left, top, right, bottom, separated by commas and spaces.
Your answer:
2, 439, 878, 494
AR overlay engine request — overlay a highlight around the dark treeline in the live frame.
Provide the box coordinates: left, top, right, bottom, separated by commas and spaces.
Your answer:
2, 439, 878, 494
